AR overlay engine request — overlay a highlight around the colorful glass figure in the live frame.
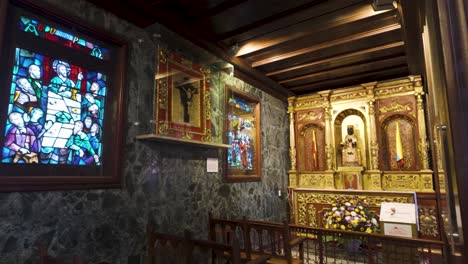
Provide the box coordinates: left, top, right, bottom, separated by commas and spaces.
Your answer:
227, 96, 255, 171
2, 48, 107, 166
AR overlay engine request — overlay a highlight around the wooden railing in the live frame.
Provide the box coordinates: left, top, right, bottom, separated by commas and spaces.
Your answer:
288, 224, 445, 264
208, 215, 446, 264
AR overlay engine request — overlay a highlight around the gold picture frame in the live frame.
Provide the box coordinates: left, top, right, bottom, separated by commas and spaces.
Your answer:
155, 49, 211, 142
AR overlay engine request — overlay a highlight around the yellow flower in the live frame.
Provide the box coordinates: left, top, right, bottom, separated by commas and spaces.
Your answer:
360, 211, 365, 215
325, 224, 329, 229
360, 227, 365, 231
333, 224, 338, 229
365, 228, 372, 233
340, 225, 346, 230
351, 220, 358, 226
333, 213, 337, 217
336, 217, 342, 221
332, 203, 337, 207
345, 211, 351, 216
354, 208, 360, 212
350, 200, 355, 205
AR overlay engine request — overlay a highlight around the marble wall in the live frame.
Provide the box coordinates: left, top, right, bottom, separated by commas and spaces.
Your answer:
0, 0, 290, 263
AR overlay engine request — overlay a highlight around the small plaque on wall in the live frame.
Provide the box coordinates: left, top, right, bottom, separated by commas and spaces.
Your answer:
154, 49, 211, 143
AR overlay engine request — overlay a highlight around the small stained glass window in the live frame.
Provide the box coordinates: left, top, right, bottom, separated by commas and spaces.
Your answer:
225, 86, 261, 181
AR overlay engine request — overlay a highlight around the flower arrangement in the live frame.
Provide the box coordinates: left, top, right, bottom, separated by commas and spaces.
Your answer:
323, 197, 379, 233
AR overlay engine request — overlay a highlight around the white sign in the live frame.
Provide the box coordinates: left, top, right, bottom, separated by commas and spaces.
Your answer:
384, 223, 413, 238
206, 158, 218, 172
380, 202, 417, 224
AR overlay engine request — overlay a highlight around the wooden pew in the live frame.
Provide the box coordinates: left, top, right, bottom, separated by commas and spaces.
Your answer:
208, 215, 306, 264
147, 224, 269, 264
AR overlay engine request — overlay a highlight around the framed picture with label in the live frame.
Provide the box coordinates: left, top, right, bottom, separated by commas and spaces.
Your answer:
0, 0, 127, 191
225, 85, 261, 181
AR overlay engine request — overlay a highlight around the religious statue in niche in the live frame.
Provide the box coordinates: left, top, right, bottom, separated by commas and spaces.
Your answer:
341, 125, 362, 166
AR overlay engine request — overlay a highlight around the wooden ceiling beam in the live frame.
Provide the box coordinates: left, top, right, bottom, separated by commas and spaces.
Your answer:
235, 5, 395, 57
251, 23, 401, 67
280, 56, 407, 86
213, 0, 327, 41
290, 66, 409, 92
267, 41, 405, 77
220, 0, 364, 45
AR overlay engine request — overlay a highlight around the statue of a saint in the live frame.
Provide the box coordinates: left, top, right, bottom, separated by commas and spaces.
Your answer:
341, 125, 361, 166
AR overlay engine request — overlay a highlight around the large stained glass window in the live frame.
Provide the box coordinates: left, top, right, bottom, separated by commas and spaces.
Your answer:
225, 86, 261, 181
0, 1, 126, 191
2, 48, 106, 165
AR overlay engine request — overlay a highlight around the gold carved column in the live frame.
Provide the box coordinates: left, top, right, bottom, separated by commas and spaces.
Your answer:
412, 76, 430, 171
288, 97, 298, 188
362, 82, 382, 190
318, 90, 334, 171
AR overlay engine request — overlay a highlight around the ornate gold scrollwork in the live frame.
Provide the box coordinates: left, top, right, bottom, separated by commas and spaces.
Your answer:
383, 174, 419, 190
295, 191, 414, 227
375, 85, 413, 97
201, 129, 212, 142
159, 49, 167, 63
158, 79, 168, 110
419, 207, 439, 238
290, 146, 297, 170
379, 101, 412, 113
158, 121, 168, 135
298, 111, 323, 121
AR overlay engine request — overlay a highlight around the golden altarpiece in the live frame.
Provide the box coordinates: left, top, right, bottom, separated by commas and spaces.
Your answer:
288, 76, 439, 239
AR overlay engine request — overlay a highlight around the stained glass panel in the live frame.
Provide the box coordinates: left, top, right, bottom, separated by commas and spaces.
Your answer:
2, 47, 107, 165
18, 16, 110, 60
225, 87, 261, 181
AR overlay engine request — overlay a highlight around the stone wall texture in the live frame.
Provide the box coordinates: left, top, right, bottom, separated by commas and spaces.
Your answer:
0, 0, 290, 263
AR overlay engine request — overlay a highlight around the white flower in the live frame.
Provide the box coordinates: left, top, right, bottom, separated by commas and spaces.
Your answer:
358, 206, 363, 210
345, 202, 351, 206
335, 211, 341, 217
371, 218, 378, 226
351, 211, 357, 217
345, 216, 351, 221
332, 207, 337, 212
340, 206, 345, 211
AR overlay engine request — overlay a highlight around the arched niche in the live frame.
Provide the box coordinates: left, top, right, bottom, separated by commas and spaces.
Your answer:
381, 114, 417, 171
334, 109, 368, 168
297, 124, 325, 171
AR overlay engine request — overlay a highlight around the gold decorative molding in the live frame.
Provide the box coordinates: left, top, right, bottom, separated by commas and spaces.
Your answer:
294, 190, 415, 227
382, 173, 434, 192
158, 79, 168, 110
419, 206, 439, 238
290, 146, 297, 170
364, 172, 382, 190
331, 91, 367, 102
297, 111, 322, 121
375, 85, 414, 98
298, 173, 334, 189
382, 174, 419, 190
159, 49, 167, 63
295, 99, 323, 110
379, 101, 412, 113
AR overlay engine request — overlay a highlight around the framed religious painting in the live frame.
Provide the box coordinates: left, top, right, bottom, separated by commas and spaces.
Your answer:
225, 85, 261, 181
0, 0, 127, 191
154, 49, 211, 142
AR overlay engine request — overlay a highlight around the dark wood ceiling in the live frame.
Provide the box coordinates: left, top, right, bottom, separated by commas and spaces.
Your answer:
88, 0, 419, 99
